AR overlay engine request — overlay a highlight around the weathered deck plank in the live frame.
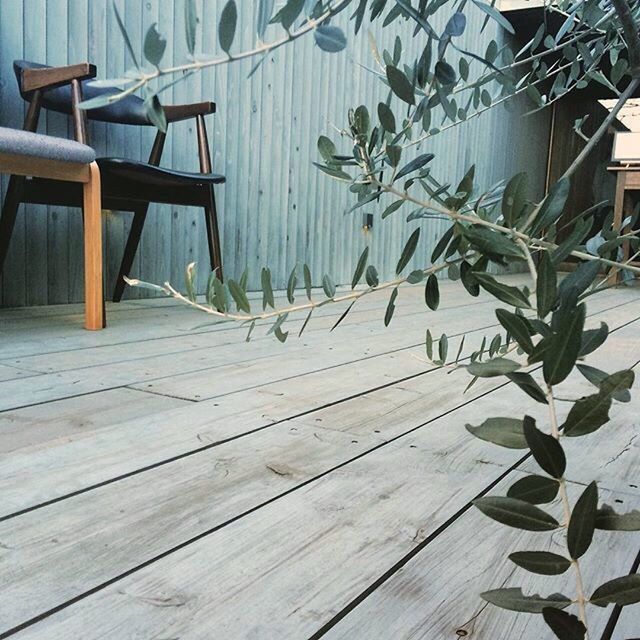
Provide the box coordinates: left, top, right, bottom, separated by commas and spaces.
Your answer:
2, 318, 638, 638
0, 388, 190, 454
0, 276, 638, 639
1, 295, 635, 517
0, 290, 497, 411
321, 480, 640, 640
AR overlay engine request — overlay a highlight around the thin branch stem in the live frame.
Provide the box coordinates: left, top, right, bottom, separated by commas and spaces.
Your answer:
561, 77, 640, 181
611, 0, 640, 72
96, 0, 351, 104
134, 258, 459, 323
546, 385, 589, 632
370, 178, 640, 277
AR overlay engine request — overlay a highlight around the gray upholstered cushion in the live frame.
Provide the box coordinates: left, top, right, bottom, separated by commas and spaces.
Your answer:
0, 126, 96, 164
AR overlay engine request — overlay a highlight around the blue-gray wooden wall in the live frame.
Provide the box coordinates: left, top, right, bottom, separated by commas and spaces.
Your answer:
0, 1, 551, 307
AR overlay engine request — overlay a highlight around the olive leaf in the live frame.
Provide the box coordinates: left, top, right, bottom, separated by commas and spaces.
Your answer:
378, 102, 396, 133
495, 309, 533, 353
396, 229, 421, 274
542, 608, 586, 640
523, 416, 566, 479
590, 574, 640, 607
424, 274, 440, 310
322, 274, 336, 298
505, 372, 547, 404
473, 273, 531, 309
386, 65, 415, 104
481, 587, 570, 613
314, 25, 347, 53
567, 482, 598, 559
474, 497, 559, 531
467, 358, 521, 377
218, 0, 238, 54
466, 417, 527, 449
507, 475, 559, 504
351, 246, 369, 289
384, 288, 398, 327
228, 279, 251, 313
144, 23, 167, 66
509, 551, 571, 575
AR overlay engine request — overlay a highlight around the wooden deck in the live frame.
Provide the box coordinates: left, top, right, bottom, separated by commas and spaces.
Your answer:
0, 275, 638, 639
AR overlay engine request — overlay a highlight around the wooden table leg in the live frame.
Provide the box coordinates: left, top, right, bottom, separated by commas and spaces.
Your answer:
608, 170, 627, 286
82, 162, 104, 330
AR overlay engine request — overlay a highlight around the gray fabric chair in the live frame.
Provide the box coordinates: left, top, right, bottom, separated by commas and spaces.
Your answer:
0, 126, 104, 330
0, 126, 96, 164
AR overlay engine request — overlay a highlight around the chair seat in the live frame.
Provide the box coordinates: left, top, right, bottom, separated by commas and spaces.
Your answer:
0, 126, 95, 164
97, 158, 226, 187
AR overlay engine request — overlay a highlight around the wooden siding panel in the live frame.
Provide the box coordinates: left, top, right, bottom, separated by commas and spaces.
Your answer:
0, 2, 550, 306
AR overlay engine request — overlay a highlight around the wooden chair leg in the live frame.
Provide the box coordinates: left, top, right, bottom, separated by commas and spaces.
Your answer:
203, 186, 223, 280
608, 171, 627, 286
82, 162, 104, 330
0, 175, 26, 275
113, 206, 148, 302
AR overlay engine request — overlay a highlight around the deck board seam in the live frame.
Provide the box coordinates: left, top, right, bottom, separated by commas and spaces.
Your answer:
3, 310, 638, 522
0, 315, 505, 413
0, 296, 494, 371
0, 377, 521, 639
307, 356, 640, 639
3, 354, 639, 634
0, 295, 494, 364
1, 312, 638, 636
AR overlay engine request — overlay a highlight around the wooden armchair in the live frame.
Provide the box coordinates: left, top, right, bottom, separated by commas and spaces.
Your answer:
0, 63, 103, 330
1, 60, 225, 304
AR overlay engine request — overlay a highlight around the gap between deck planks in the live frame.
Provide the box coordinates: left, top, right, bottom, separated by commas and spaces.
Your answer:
1, 313, 638, 637
1, 293, 637, 518
0, 281, 460, 361
0, 284, 429, 364
0, 294, 634, 422
0, 388, 190, 455
0, 287, 503, 412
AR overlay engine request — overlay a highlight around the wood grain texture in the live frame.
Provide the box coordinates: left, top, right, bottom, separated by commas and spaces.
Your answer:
5, 368, 637, 639
0, 284, 635, 517
0, 1, 550, 306
0, 292, 638, 637
0, 387, 189, 454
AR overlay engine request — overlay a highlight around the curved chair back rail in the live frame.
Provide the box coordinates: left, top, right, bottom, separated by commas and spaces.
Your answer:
14, 60, 153, 126
14, 61, 216, 126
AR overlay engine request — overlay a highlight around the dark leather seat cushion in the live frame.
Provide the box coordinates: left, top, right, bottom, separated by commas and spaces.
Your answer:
97, 158, 225, 187
14, 60, 153, 126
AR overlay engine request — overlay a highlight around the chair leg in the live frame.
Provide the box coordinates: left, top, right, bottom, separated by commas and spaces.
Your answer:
0, 175, 26, 275
113, 206, 149, 302
82, 162, 104, 330
203, 186, 223, 280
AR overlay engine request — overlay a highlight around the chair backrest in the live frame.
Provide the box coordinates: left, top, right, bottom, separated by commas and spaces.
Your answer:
14, 60, 153, 127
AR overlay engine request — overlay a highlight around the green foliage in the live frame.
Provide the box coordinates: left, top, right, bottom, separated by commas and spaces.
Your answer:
315, 25, 347, 53
120, 3, 640, 636
466, 417, 527, 449
473, 497, 559, 531
542, 609, 587, 640
481, 588, 570, 613
218, 0, 238, 54
507, 475, 559, 504
509, 551, 571, 575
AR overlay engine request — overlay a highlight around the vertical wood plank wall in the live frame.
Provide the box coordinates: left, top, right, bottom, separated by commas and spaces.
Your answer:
0, 1, 550, 307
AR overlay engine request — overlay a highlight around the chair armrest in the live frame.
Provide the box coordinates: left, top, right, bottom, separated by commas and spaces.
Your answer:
163, 101, 217, 123
20, 63, 97, 93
